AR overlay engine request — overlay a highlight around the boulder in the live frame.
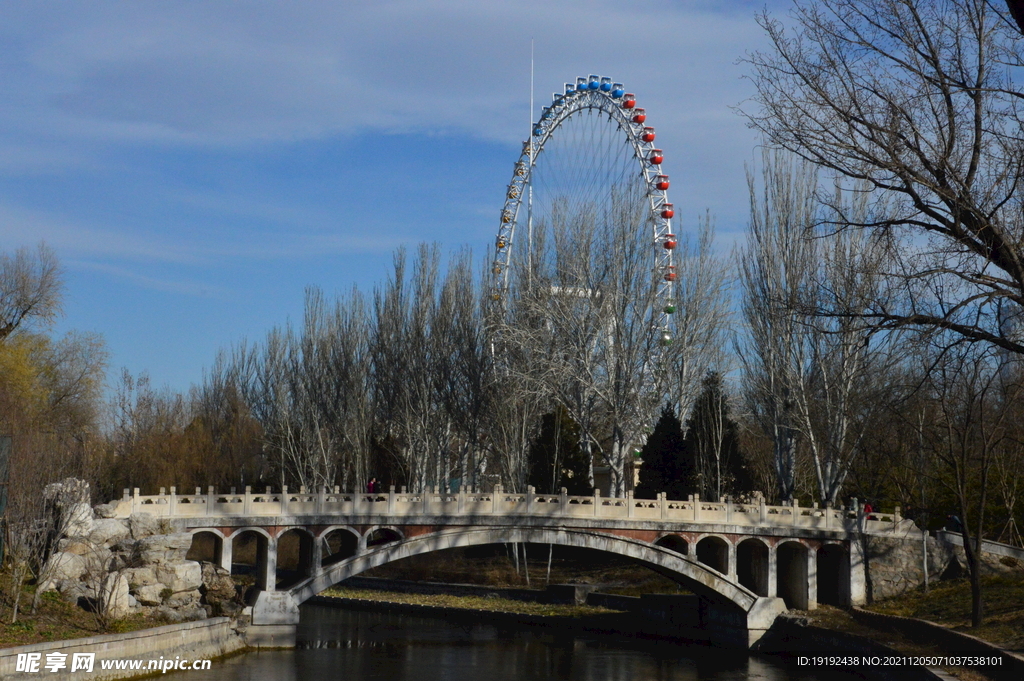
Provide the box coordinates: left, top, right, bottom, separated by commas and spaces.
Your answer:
133, 584, 168, 606
90, 518, 129, 546
100, 572, 132, 620
201, 562, 237, 602
155, 561, 203, 593
39, 552, 87, 590
128, 513, 161, 540
45, 479, 94, 537
93, 501, 120, 519
57, 538, 95, 556
123, 566, 159, 588
138, 533, 192, 565
165, 589, 201, 608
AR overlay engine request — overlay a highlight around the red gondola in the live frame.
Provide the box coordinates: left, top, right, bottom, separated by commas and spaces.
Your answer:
661, 203, 674, 219
649, 149, 663, 165
664, 267, 678, 282
641, 127, 655, 142
663, 235, 677, 250
655, 175, 670, 190
622, 94, 636, 109
632, 108, 646, 124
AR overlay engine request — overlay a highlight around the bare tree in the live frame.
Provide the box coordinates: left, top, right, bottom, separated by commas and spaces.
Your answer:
742, 0, 1024, 355
0, 243, 62, 342
738, 150, 818, 501
918, 339, 1023, 626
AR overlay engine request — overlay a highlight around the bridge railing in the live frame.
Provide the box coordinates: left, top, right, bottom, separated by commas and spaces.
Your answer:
110, 485, 903, 533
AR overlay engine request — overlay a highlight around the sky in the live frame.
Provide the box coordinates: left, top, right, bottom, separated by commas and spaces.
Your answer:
0, 0, 785, 393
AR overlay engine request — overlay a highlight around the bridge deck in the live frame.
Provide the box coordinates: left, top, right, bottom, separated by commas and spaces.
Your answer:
110, 485, 903, 535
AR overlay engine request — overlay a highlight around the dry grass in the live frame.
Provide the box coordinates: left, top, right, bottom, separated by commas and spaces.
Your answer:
360, 545, 689, 596
0, 580, 156, 649
321, 587, 621, 618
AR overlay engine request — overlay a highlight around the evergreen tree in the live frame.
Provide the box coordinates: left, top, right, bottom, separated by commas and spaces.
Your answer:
635, 403, 691, 500
527, 405, 590, 495
682, 371, 753, 502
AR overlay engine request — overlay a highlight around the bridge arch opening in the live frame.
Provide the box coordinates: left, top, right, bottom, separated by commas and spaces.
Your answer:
277, 528, 316, 590
186, 530, 223, 564
655, 534, 688, 556
230, 529, 272, 596
696, 536, 729, 574
817, 543, 850, 607
366, 527, 403, 548
777, 540, 809, 610
737, 538, 769, 597
321, 528, 359, 568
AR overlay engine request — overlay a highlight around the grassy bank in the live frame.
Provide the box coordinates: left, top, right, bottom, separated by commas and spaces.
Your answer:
0, 583, 155, 648
321, 586, 621, 618
864, 574, 1024, 651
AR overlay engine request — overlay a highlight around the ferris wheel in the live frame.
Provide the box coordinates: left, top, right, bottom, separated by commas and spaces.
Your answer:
491, 74, 677, 345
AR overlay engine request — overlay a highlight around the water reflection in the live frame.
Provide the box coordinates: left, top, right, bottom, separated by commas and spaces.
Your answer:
170, 604, 857, 681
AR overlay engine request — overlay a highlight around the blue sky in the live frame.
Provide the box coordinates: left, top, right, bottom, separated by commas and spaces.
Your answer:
0, 1, 782, 393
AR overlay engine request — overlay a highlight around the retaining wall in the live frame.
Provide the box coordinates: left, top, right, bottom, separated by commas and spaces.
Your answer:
0, 618, 246, 681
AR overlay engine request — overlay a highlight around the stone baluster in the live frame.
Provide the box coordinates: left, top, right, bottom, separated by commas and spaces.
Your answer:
526, 486, 535, 514
133, 487, 140, 515
244, 486, 253, 515
759, 496, 767, 524
693, 494, 700, 522
207, 486, 215, 515
316, 486, 325, 514
492, 483, 503, 514
169, 486, 177, 516
725, 497, 732, 523
593, 488, 601, 517
281, 485, 289, 515
792, 497, 799, 525
388, 485, 396, 514
627, 490, 635, 518
560, 487, 568, 516
659, 492, 666, 519
458, 485, 466, 515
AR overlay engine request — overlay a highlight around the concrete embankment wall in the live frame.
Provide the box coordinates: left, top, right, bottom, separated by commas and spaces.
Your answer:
849, 608, 1024, 681
0, 618, 246, 681
754, 617, 956, 681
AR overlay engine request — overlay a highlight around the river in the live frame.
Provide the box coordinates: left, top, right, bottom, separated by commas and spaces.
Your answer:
169, 603, 863, 681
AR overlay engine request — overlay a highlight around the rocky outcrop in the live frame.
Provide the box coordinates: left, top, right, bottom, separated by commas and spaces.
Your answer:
863, 533, 1022, 601
37, 480, 242, 624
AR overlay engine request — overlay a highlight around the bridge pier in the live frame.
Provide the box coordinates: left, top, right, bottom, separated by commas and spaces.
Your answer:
249, 591, 299, 648
257, 535, 277, 592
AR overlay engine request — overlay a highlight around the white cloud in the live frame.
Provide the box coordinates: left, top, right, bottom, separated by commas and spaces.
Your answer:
1, 1, 770, 150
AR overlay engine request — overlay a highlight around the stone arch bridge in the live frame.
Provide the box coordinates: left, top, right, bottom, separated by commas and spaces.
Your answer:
109, 485, 913, 647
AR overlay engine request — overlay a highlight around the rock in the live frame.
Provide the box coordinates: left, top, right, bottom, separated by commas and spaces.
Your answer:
213, 600, 243, 617
138, 533, 192, 564
155, 561, 203, 593
201, 562, 237, 601
128, 513, 161, 540
93, 501, 120, 519
165, 589, 201, 608
155, 606, 184, 623
57, 538, 94, 556
100, 572, 131, 620
134, 584, 168, 606
40, 552, 87, 589
90, 518, 129, 546
123, 566, 159, 588
178, 606, 208, 622
45, 479, 94, 537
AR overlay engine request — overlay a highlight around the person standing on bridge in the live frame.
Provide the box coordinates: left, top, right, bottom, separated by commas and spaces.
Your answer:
367, 477, 377, 494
